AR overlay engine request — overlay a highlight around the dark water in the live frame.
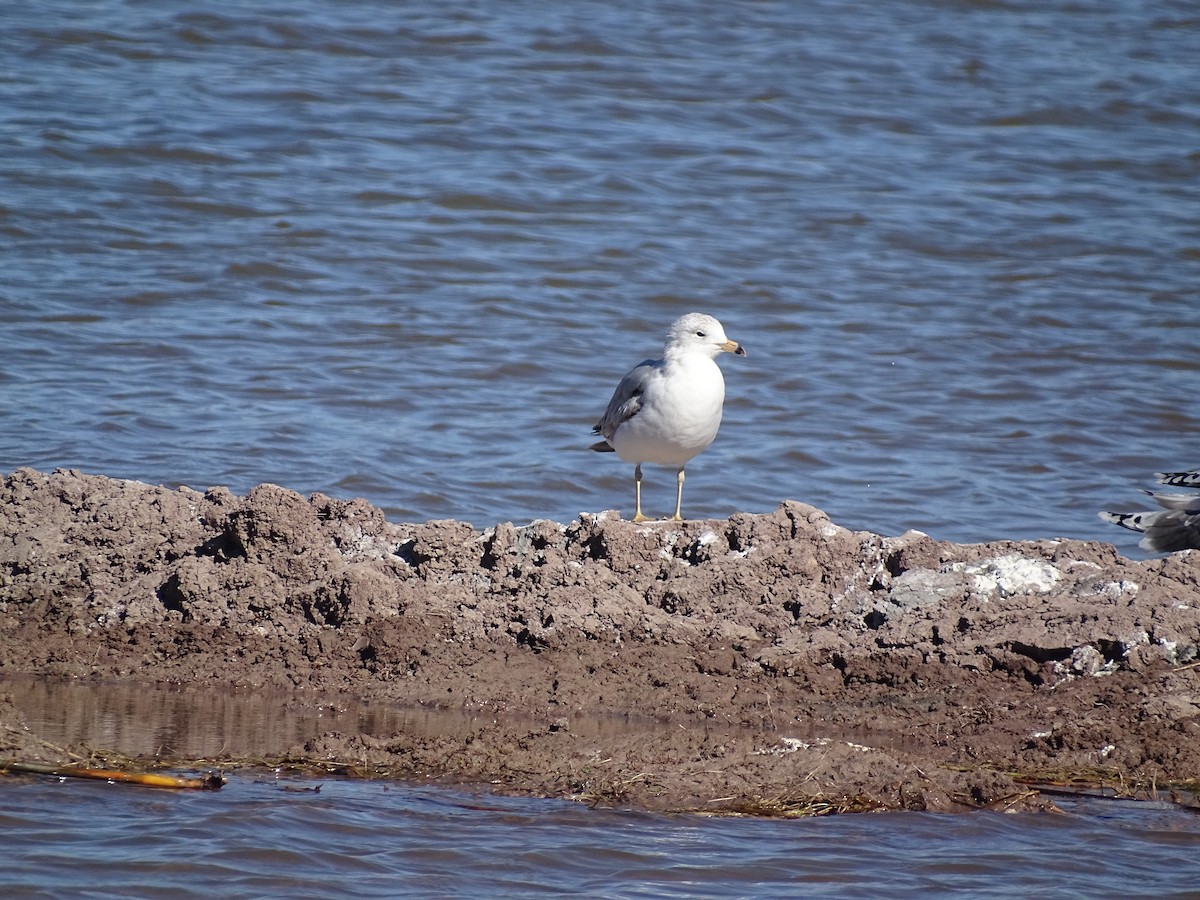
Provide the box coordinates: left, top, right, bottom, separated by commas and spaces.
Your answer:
3, 1, 1200, 893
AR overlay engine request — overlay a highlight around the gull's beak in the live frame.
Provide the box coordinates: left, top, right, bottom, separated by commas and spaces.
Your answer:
721, 339, 747, 357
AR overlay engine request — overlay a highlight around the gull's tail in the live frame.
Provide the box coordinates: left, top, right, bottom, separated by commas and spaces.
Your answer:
1156, 470, 1200, 489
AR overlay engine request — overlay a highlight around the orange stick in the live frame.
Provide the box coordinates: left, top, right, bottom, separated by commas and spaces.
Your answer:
1, 760, 224, 790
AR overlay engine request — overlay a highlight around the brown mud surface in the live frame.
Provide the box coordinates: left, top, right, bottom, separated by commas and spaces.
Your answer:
2, 467, 1199, 815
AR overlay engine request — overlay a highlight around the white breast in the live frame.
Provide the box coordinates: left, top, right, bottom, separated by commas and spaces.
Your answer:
610, 356, 726, 467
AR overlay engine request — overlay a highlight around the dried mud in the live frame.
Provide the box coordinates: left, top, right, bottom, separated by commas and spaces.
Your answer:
2, 467, 1199, 815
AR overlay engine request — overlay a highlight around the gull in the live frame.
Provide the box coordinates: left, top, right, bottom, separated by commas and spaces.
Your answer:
590, 312, 746, 523
1099, 469, 1200, 552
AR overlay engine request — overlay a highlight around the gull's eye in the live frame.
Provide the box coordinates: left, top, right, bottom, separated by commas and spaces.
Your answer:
695, 330, 706, 337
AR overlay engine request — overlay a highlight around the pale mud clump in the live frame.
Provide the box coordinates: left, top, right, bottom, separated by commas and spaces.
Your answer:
2, 467, 1199, 814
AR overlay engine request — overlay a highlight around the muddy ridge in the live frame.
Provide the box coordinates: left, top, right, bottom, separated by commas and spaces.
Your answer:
2, 467, 1198, 814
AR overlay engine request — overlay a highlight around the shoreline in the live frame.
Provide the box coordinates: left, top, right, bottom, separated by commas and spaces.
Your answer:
3, 467, 1198, 814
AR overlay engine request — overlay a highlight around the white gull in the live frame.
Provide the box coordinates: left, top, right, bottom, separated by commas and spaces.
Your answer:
590, 312, 746, 523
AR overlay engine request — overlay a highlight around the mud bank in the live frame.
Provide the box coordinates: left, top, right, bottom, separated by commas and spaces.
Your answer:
2, 467, 1198, 814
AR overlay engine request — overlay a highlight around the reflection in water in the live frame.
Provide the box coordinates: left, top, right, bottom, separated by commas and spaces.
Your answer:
4, 676, 480, 758
2, 676, 691, 760
4, 676, 925, 764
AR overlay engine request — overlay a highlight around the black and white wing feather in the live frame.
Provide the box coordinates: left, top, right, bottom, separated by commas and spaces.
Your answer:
1100, 469, 1200, 552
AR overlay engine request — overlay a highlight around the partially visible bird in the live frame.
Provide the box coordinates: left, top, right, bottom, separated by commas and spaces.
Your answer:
591, 312, 746, 523
1099, 470, 1200, 552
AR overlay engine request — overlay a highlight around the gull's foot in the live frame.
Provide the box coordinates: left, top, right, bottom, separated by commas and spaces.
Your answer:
632, 512, 651, 523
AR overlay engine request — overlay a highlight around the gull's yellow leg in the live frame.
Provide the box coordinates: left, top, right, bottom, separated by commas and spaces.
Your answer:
632, 463, 650, 523
670, 467, 686, 521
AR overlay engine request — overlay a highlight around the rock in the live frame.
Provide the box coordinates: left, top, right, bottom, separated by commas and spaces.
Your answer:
2, 466, 1198, 813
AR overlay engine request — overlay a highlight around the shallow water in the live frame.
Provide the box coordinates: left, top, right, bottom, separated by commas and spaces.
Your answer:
3, 676, 672, 760
5, 680, 1200, 899
2, 0, 1198, 554
1, 776, 1199, 899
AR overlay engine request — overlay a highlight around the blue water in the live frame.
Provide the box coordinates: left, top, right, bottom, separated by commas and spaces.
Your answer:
6, 677, 1200, 897
1, 0, 1197, 548
2, 1, 1200, 891
3, 776, 1199, 899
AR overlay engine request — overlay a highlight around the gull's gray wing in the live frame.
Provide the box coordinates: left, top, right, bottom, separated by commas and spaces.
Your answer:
591, 357, 659, 448
1143, 489, 1200, 512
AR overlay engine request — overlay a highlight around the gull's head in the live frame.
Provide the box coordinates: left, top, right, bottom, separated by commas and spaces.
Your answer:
666, 312, 747, 359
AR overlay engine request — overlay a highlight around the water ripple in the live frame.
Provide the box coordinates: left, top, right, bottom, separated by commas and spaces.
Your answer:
3, 777, 1200, 898
2, 2, 1199, 558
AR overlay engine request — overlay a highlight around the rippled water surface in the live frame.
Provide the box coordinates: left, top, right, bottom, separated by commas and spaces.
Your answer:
2, 1, 1200, 892
2, 776, 1199, 899
5, 679, 1200, 897
2, 0, 1197, 550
